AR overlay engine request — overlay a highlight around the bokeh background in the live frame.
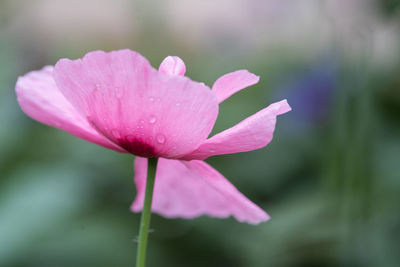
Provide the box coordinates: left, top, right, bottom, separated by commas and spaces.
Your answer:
1, 0, 399, 266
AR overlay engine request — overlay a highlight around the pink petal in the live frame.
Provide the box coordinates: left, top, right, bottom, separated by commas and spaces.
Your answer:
131, 157, 270, 224
212, 70, 260, 103
54, 50, 218, 158
16, 66, 125, 152
183, 100, 291, 160
159, 56, 186, 76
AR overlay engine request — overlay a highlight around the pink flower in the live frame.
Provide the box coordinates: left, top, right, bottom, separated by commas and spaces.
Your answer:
16, 49, 290, 224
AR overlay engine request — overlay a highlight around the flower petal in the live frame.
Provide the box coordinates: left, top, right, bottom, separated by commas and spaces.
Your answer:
131, 157, 270, 224
54, 50, 218, 158
16, 66, 125, 152
159, 56, 186, 76
183, 100, 291, 160
212, 70, 259, 103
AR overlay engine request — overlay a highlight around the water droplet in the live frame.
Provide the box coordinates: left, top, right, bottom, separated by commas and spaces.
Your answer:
92, 88, 103, 98
148, 97, 154, 102
115, 86, 123, 98
156, 134, 166, 144
140, 120, 145, 124
175, 102, 181, 107
156, 97, 161, 102
111, 129, 121, 139
126, 135, 135, 142
149, 116, 157, 124
209, 148, 215, 152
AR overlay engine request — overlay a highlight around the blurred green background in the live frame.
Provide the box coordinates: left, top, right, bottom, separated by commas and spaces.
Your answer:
1, 0, 399, 266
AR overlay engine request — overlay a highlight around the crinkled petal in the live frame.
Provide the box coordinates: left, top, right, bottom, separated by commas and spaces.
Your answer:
131, 157, 270, 224
183, 100, 291, 160
16, 66, 125, 152
212, 70, 259, 103
54, 50, 218, 158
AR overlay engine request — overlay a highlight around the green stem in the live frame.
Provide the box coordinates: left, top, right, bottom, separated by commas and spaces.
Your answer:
136, 157, 158, 267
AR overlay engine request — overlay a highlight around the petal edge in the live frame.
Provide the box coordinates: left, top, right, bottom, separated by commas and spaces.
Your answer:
131, 157, 270, 225
183, 99, 291, 160
212, 70, 260, 103
16, 66, 125, 152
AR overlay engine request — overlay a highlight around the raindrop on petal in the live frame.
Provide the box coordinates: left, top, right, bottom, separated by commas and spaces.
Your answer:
126, 135, 135, 142
149, 116, 157, 124
92, 88, 103, 98
156, 134, 166, 144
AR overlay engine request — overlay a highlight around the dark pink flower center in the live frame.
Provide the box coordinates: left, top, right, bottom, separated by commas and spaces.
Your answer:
87, 118, 157, 158
117, 137, 156, 158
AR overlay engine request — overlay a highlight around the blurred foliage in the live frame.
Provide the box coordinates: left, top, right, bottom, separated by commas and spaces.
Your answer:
1, 1, 400, 267
379, 0, 400, 15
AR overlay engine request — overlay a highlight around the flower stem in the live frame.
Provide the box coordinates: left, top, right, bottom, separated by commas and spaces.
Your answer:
136, 157, 158, 267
